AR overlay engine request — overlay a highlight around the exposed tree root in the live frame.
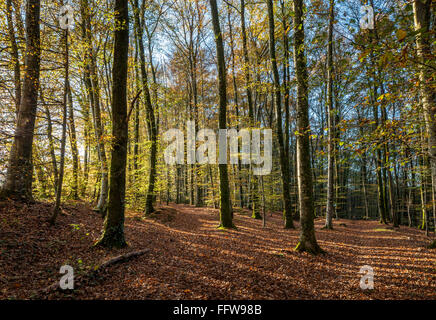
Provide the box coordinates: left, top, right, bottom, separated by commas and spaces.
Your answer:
39, 249, 149, 295
295, 241, 325, 255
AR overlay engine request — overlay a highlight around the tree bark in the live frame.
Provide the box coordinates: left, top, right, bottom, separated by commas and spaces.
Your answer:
95, 0, 129, 248
80, 0, 108, 213
133, 0, 158, 216
325, 0, 335, 230
413, 0, 436, 237
292, 0, 322, 254
67, 81, 79, 200
2, 0, 41, 201
227, 4, 244, 209
40, 89, 58, 192
266, 0, 294, 229
209, 0, 233, 229
6, 0, 21, 115
50, 29, 69, 225
240, 0, 254, 121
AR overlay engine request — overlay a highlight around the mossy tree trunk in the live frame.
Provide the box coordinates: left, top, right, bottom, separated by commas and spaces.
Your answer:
413, 0, 436, 240
292, 0, 322, 254
209, 0, 233, 229
2, 0, 41, 201
95, 0, 129, 249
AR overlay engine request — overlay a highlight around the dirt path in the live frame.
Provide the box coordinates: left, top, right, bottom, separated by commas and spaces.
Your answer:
0, 200, 435, 299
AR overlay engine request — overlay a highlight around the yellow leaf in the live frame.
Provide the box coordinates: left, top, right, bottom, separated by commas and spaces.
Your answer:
397, 29, 407, 41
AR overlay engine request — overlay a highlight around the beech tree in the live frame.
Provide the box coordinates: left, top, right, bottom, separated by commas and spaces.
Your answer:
0, 0, 434, 256
413, 0, 436, 246
95, 0, 129, 248
293, 0, 322, 254
209, 0, 233, 229
2, 0, 41, 201
132, 0, 158, 216
324, 0, 335, 230
266, 0, 294, 229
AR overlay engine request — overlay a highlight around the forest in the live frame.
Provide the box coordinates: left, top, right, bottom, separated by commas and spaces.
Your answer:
0, 0, 435, 300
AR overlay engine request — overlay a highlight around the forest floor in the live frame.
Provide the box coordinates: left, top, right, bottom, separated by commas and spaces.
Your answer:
0, 199, 435, 300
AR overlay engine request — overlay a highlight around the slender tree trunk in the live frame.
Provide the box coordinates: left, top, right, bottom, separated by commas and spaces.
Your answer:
133, 0, 157, 216
419, 127, 429, 232
95, 0, 129, 248
90, 58, 109, 213
80, 0, 108, 212
324, 0, 335, 229
413, 0, 436, 239
34, 145, 47, 198
67, 82, 79, 200
50, 29, 69, 225
40, 89, 58, 192
266, 0, 294, 229
292, 0, 322, 254
6, 0, 21, 115
189, 52, 202, 207
358, 111, 370, 220
240, 0, 257, 213
81, 93, 90, 197
366, 1, 388, 224
280, 0, 290, 162
227, 4, 244, 209
145, 21, 160, 206
2, 0, 41, 201
209, 0, 233, 229
240, 0, 254, 120
12, 0, 25, 41
367, 67, 387, 224
133, 50, 140, 189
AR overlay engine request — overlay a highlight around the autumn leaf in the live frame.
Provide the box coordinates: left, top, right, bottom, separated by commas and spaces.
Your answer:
397, 29, 407, 41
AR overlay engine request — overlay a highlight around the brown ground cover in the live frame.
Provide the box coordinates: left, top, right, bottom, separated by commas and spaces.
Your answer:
0, 199, 435, 300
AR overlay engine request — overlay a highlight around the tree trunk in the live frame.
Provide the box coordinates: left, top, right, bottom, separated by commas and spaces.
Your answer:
6, 0, 21, 115
50, 29, 69, 225
67, 81, 79, 200
80, 0, 108, 213
325, 0, 335, 230
266, 0, 294, 229
358, 110, 370, 220
40, 89, 58, 192
227, 4, 244, 209
209, 0, 233, 229
413, 0, 436, 238
95, 0, 129, 248
133, 0, 157, 216
133, 50, 140, 190
2, 0, 41, 201
240, 0, 254, 121
292, 0, 322, 254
